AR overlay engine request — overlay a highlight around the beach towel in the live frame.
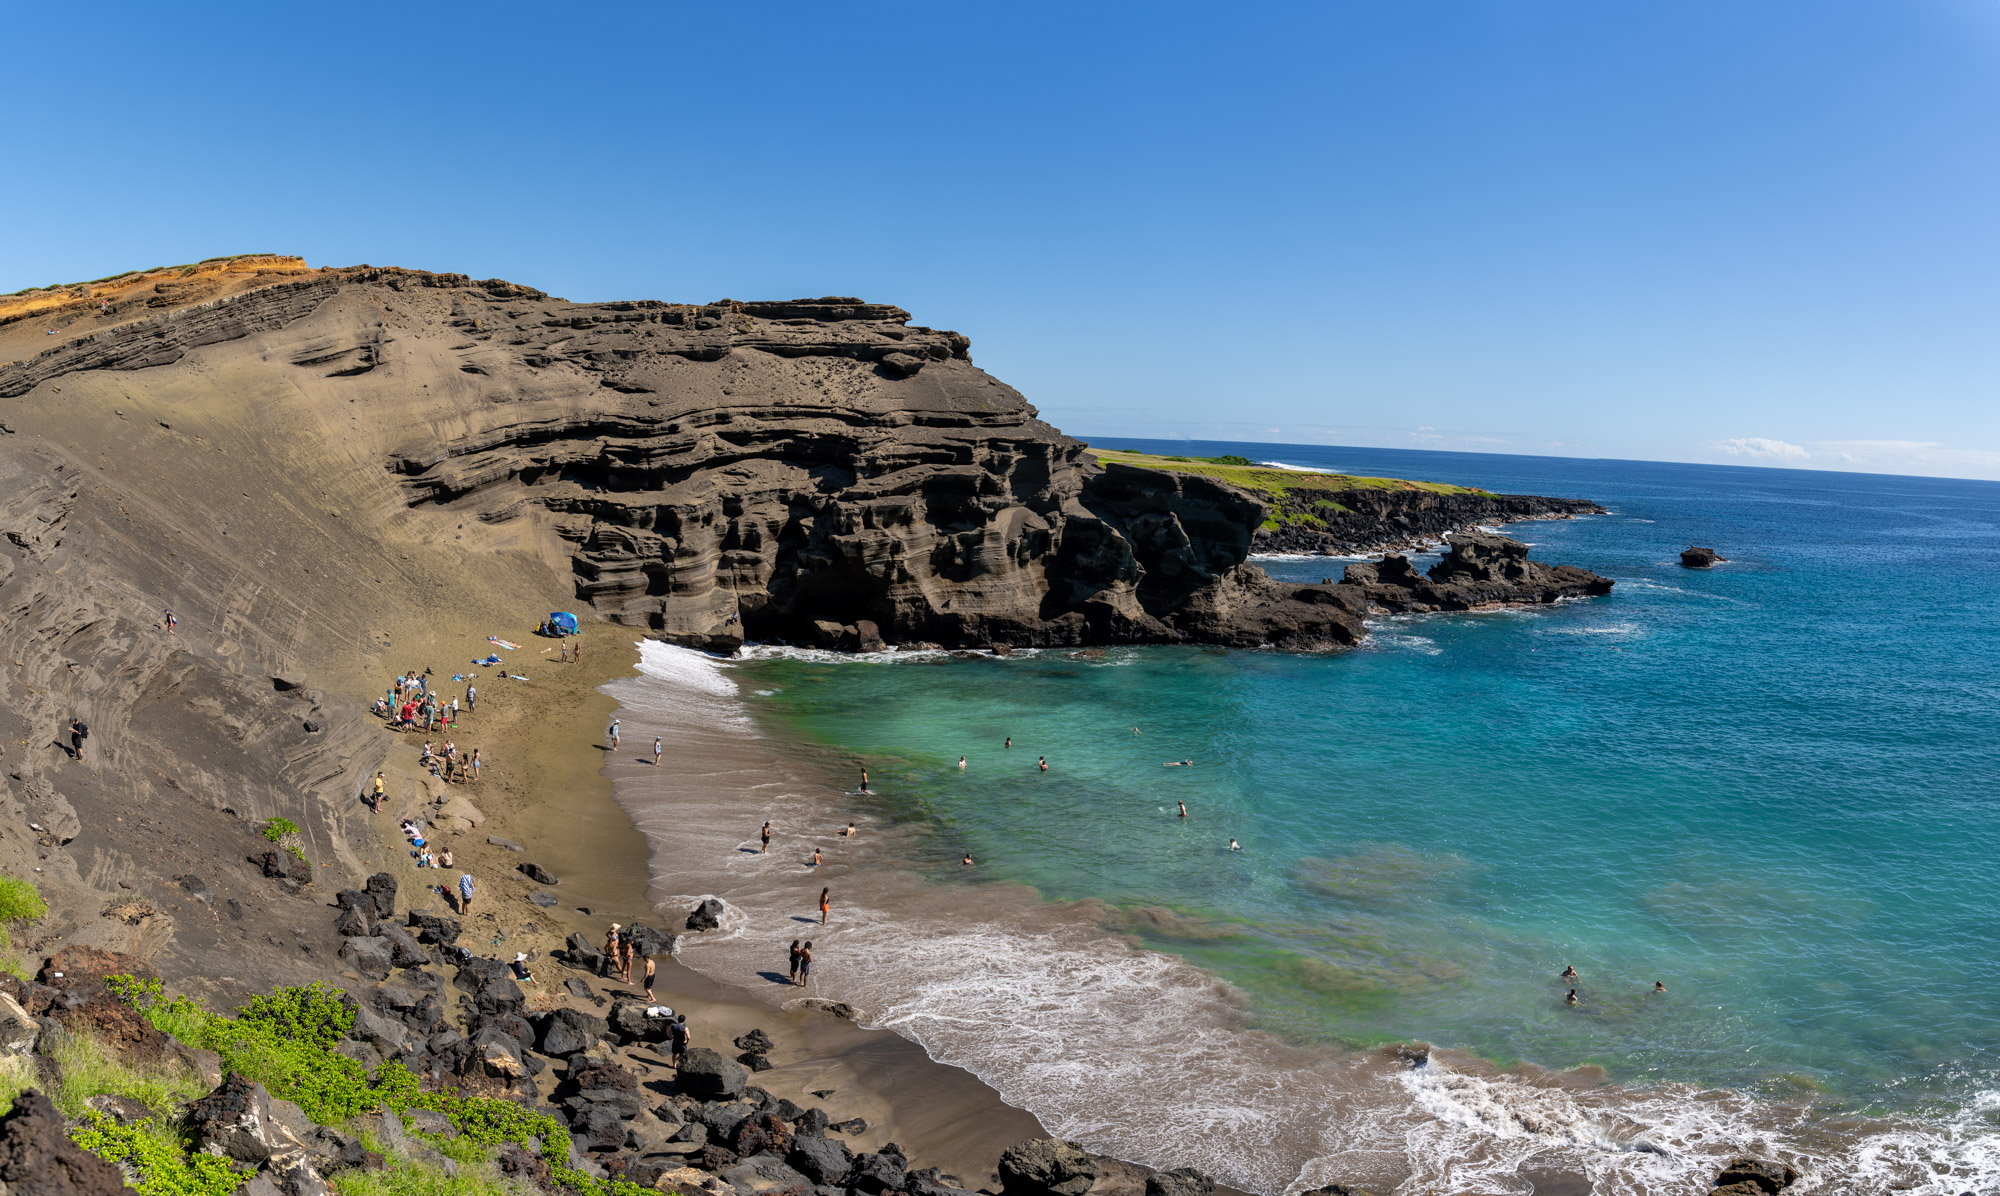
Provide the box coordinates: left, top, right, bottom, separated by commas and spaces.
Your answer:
488, 637, 521, 650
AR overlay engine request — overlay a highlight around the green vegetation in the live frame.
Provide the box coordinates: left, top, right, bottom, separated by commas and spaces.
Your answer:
329, 1148, 529, 1196
263, 817, 308, 862
71, 1115, 247, 1196
1085, 447, 1487, 531
0, 873, 47, 979
44, 1024, 210, 1120
106, 978, 654, 1196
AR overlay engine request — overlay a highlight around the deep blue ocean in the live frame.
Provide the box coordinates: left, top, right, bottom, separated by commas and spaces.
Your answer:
667, 441, 2000, 1192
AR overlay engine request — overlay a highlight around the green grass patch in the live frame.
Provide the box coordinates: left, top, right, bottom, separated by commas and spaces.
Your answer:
0, 1055, 36, 1116
1086, 448, 1487, 500
44, 1024, 209, 1121
329, 1142, 527, 1196
0, 873, 47, 979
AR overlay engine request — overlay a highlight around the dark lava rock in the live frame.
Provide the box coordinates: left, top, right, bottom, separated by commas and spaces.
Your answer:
850, 1148, 908, 1196
795, 1108, 829, 1136
569, 1105, 627, 1152
338, 936, 392, 981
1146, 1168, 1216, 1196
676, 1046, 748, 1100
407, 910, 461, 947
1714, 1158, 1799, 1195
184, 1075, 283, 1164
0, 1088, 139, 1196
786, 1134, 854, 1186
332, 893, 378, 937
696, 1144, 741, 1172
535, 1007, 609, 1057
54, 992, 168, 1067
495, 1144, 551, 1186
519, 862, 559, 885
37, 947, 155, 994
729, 1112, 793, 1158
528, 892, 558, 907
260, 851, 312, 885
686, 898, 724, 931
1681, 546, 1726, 568
734, 1028, 775, 1054
999, 1138, 1098, 1196
82, 1093, 154, 1126
720, 1155, 814, 1196
627, 923, 675, 957
487, 836, 526, 853
563, 933, 605, 973
738, 1052, 773, 1072
828, 1117, 867, 1136
363, 873, 398, 917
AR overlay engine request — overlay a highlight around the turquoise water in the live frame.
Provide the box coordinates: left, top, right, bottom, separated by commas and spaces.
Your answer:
734, 444, 2000, 1118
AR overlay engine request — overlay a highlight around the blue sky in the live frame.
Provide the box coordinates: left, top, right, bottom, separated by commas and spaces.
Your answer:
6, 3, 1998, 479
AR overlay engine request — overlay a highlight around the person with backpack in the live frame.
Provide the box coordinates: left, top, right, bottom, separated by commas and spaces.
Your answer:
68, 717, 88, 760
668, 1014, 689, 1065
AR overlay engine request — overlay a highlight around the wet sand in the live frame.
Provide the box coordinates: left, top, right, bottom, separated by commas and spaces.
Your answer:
349, 623, 1043, 1188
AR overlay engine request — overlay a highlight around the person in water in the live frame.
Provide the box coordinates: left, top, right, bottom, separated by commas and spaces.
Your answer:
1004, 737, 1011, 749
859, 769, 870, 793
788, 938, 802, 983
842, 822, 856, 837
818, 887, 830, 925
1037, 756, 1048, 772
1654, 980, 1666, 992
797, 941, 813, 986
1228, 838, 1241, 851
809, 847, 822, 868
1177, 801, 1187, 818
1566, 988, 1580, 1005
1561, 965, 1577, 980
761, 821, 772, 853
957, 756, 966, 770
961, 853, 974, 865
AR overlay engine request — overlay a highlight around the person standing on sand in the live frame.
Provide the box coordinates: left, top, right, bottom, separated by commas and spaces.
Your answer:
653, 737, 663, 767
606, 719, 619, 753
371, 771, 386, 813
797, 941, 813, 987
68, 718, 88, 761
469, 748, 481, 783
466, 683, 476, 712
574, 640, 583, 665
603, 925, 621, 978
643, 956, 656, 1002
789, 939, 802, 984
818, 887, 830, 925
560, 639, 570, 663
457, 872, 475, 915
669, 1014, 689, 1064
761, 821, 772, 853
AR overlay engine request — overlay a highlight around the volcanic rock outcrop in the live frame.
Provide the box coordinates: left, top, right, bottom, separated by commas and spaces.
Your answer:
1340, 531, 1614, 613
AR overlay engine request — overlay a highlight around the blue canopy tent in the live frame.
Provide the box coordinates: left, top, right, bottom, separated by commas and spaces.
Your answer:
548, 611, 579, 636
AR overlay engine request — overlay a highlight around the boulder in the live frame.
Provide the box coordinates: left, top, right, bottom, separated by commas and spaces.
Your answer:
407, 911, 461, 947
828, 1118, 867, 1136
1145, 1168, 1215, 1196
305, 1127, 382, 1174
558, 1061, 645, 1120
564, 933, 605, 973
347, 1005, 413, 1057
878, 352, 926, 380
1681, 546, 1725, 568
627, 924, 676, 957
850, 1149, 907, 1196
378, 925, 430, 969
569, 1105, 628, 1153
728, 1112, 792, 1158
786, 1134, 854, 1186
675, 1047, 748, 1100
0, 992, 40, 1056
536, 1008, 610, 1057
437, 794, 486, 828
689, 1101, 754, 1140
794, 1108, 828, 1137
738, 1052, 773, 1072
519, 862, 559, 886
608, 1000, 672, 1044
363, 873, 398, 918
259, 851, 312, 885
999, 1138, 1098, 1196
529, 892, 558, 907
54, 992, 168, 1067
733, 1028, 775, 1054
855, 621, 885, 653
718, 1156, 814, 1196
686, 899, 724, 931
1713, 1158, 1799, 1196
337, 936, 392, 981
332, 898, 377, 938
487, 836, 525, 853
695, 1144, 740, 1172
494, 1144, 551, 1186
0, 1088, 140, 1196
184, 1075, 284, 1165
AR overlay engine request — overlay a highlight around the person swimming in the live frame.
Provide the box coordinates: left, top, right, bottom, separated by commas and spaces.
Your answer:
842, 822, 856, 837
1037, 756, 1048, 772
1566, 988, 1580, 1005
961, 853, 974, 865
1177, 801, 1187, 818
1654, 980, 1666, 992
957, 756, 966, 770
1228, 838, 1241, 851
1004, 737, 1012, 749
1561, 965, 1578, 980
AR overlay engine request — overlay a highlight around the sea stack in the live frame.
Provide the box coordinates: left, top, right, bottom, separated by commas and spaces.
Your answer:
1680, 546, 1726, 568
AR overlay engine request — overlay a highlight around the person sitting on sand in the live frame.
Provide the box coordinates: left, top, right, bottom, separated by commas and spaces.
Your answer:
511, 953, 534, 982
438, 848, 453, 869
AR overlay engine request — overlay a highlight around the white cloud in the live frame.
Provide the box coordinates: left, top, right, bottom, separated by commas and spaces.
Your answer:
1714, 437, 1810, 460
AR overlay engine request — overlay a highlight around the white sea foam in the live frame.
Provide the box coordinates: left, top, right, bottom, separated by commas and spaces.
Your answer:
1257, 460, 1338, 473
605, 639, 2000, 1196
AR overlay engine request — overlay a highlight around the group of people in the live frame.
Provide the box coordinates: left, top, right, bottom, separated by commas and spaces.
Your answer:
377, 670, 474, 736
419, 739, 480, 785
603, 923, 660, 1001
1560, 964, 1666, 1006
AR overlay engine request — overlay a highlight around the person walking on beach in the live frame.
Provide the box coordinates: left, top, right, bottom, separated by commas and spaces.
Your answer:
371, 771, 386, 813
457, 872, 476, 915
653, 736, 663, 767
466, 683, 476, 712
606, 719, 620, 753
643, 956, 656, 1002
859, 769, 870, 794
164, 608, 177, 634
797, 941, 813, 987
818, 887, 830, 925
788, 939, 802, 984
760, 821, 772, 853
68, 717, 88, 761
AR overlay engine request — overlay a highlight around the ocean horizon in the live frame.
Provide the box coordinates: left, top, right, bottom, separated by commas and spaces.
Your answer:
608, 440, 2000, 1196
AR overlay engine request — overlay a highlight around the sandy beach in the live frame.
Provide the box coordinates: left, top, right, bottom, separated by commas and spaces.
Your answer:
346, 620, 1044, 1189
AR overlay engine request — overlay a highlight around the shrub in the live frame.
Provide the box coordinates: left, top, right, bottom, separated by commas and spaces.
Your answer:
263, 818, 308, 862
44, 1023, 208, 1120
69, 1114, 246, 1196
1210, 454, 1253, 466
